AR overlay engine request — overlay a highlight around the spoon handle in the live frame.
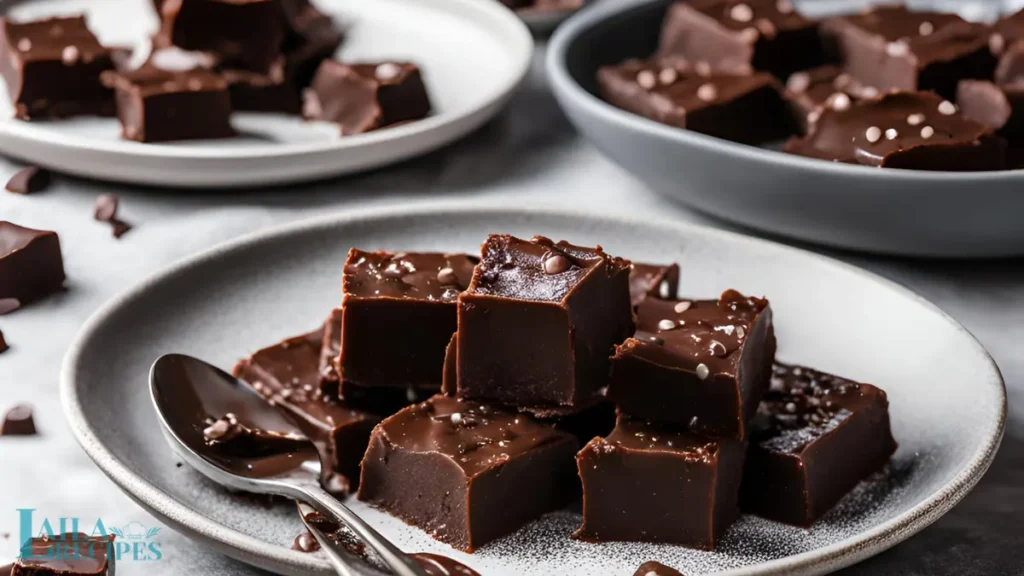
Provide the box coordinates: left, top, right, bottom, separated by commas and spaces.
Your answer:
301, 517, 362, 576
298, 484, 428, 576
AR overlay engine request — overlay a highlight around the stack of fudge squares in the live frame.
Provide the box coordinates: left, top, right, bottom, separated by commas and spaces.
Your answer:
0, 0, 431, 142
230, 234, 897, 553
599, 0, 1024, 171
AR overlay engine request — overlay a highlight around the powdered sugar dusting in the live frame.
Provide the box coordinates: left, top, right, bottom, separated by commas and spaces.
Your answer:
338, 455, 923, 575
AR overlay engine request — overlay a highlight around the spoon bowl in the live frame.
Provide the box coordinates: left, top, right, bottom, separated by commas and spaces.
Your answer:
149, 353, 428, 576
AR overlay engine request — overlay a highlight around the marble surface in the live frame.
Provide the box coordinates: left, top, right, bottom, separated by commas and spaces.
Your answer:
1, 44, 1022, 576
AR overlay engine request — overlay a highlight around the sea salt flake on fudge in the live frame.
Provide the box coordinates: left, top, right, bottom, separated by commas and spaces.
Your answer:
629, 261, 680, 307
784, 91, 1007, 171
740, 362, 897, 526
303, 60, 431, 135
338, 250, 477, 392
597, 58, 796, 144
452, 234, 634, 411
784, 65, 878, 133
233, 328, 379, 493
607, 290, 774, 439
100, 66, 234, 142
658, 0, 829, 80
821, 5, 996, 100
357, 394, 578, 552
0, 16, 116, 119
575, 414, 746, 550
12, 533, 115, 576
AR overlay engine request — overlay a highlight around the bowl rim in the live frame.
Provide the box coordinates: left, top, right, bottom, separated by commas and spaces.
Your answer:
61, 201, 1007, 576
546, 0, 1024, 181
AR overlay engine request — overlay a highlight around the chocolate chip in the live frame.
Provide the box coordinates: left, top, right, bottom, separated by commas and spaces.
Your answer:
437, 267, 459, 286
1, 404, 36, 436
0, 298, 20, 315
5, 166, 50, 195
542, 253, 570, 275
94, 194, 120, 222
292, 531, 320, 553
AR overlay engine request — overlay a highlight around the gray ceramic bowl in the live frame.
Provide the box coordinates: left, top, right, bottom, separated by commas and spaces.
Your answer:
546, 0, 1024, 258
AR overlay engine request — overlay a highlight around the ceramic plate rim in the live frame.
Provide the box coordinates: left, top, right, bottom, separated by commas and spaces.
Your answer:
547, 0, 1024, 182
61, 202, 1007, 575
0, 0, 533, 161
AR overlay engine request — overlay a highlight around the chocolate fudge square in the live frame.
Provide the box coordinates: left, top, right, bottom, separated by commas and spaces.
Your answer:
784, 65, 879, 133
597, 58, 796, 144
233, 328, 379, 492
156, 0, 285, 73
629, 261, 680, 307
785, 91, 1007, 171
575, 414, 746, 550
281, 0, 343, 89
0, 16, 116, 120
453, 235, 633, 410
101, 66, 234, 142
303, 61, 431, 135
0, 221, 65, 305
339, 250, 476, 391
658, 0, 828, 80
13, 533, 114, 575
741, 363, 897, 526
222, 59, 301, 114
357, 395, 578, 551
607, 290, 775, 438
821, 6, 996, 101
958, 78, 1024, 145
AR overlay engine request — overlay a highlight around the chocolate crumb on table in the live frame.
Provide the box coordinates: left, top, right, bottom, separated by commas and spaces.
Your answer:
5, 166, 51, 195
291, 530, 319, 552
597, 58, 797, 144
658, 0, 829, 80
93, 194, 134, 239
785, 91, 1007, 170
0, 329, 7, 354
303, 61, 431, 135
1, 404, 37, 436
740, 362, 897, 526
0, 16, 117, 120
0, 222, 66, 305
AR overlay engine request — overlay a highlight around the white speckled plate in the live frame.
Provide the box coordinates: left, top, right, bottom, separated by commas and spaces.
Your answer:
61, 204, 1005, 576
0, 0, 531, 187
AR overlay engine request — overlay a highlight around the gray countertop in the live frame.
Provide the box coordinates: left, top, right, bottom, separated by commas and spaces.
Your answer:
1, 44, 1022, 575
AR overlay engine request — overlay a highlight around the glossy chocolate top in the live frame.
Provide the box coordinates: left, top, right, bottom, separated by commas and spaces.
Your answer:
828, 7, 988, 67
1, 16, 107, 63
343, 250, 477, 302
599, 58, 776, 117
597, 414, 722, 462
375, 394, 574, 477
468, 234, 629, 302
752, 362, 887, 454
100, 66, 227, 95
16, 534, 111, 574
784, 91, 993, 165
633, 560, 686, 576
0, 221, 55, 257
785, 65, 878, 119
689, 0, 811, 34
233, 330, 373, 435
629, 262, 679, 306
628, 289, 768, 376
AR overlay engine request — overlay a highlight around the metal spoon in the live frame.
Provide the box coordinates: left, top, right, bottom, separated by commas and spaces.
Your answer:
149, 353, 426, 576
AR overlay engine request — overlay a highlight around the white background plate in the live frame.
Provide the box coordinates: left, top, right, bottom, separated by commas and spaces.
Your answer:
61, 206, 1005, 576
0, 0, 532, 187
